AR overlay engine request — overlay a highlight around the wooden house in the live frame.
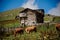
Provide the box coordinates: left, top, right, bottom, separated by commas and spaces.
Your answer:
16, 8, 44, 26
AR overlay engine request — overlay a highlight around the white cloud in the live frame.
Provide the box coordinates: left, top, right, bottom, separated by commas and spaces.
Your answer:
21, 0, 38, 9
48, 2, 60, 16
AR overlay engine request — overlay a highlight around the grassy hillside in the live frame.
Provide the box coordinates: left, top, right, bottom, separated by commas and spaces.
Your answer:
44, 14, 60, 23
0, 19, 20, 28
0, 8, 60, 28
0, 7, 24, 28
0, 8, 60, 22
44, 15, 53, 22
0, 8, 60, 40
53, 16, 60, 22
0, 8, 24, 21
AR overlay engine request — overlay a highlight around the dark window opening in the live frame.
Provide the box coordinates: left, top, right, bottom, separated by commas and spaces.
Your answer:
36, 13, 43, 23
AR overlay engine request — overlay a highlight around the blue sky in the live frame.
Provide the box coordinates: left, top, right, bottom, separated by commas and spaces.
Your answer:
0, 0, 60, 13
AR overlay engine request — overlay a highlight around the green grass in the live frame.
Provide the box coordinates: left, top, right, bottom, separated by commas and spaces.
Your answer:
0, 19, 20, 28
0, 8, 60, 40
1, 23, 60, 40
44, 16, 53, 21
0, 7, 24, 21
54, 17, 60, 22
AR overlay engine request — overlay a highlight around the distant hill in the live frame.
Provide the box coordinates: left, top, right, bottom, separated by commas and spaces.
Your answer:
0, 7, 24, 21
